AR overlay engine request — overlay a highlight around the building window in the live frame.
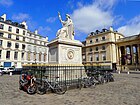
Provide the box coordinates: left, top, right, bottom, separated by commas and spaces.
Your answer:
119, 36, 121, 39
0, 40, 2, 46
15, 43, 19, 48
23, 37, 25, 41
39, 53, 41, 61
8, 26, 12, 32
96, 47, 98, 51
90, 56, 93, 61
90, 40, 92, 44
44, 54, 46, 61
16, 36, 19, 40
34, 53, 36, 61
21, 53, 24, 59
89, 48, 92, 52
14, 52, 18, 60
23, 30, 25, 35
16, 28, 19, 34
102, 46, 105, 50
8, 34, 11, 39
96, 38, 98, 42
102, 53, 106, 61
7, 41, 12, 47
82, 55, 86, 61
102, 36, 105, 41
27, 52, 30, 61
34, 46, 36, 52
95, 54, 99, 61
22, 44, 25, 49
6, 51, 10, 59
0, 50, 2, 59
0, 24, 4, 29
0, 32, 4, 37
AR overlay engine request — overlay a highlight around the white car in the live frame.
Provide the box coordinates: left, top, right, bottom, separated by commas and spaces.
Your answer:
0, 68, 4, 75
2, 67, 15, 73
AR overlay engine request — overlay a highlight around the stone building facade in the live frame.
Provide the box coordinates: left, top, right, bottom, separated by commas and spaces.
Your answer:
0, 14, 48, 68
82, 27, 124, 69
116, 34, 140, 71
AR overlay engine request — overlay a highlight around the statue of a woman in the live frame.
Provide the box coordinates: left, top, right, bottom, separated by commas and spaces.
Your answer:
57, 12, 74, 40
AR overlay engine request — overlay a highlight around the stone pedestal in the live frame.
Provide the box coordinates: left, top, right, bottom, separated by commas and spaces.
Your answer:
47, 37, 86, 80
48, 38, 83, 64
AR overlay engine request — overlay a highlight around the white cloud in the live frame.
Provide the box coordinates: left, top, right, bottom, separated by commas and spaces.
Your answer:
38, 26, 51, 36
12, 13, 30, 22
0, 0, 13, 6
71, 0, 117, 33
46, 17, 57, 23
118, 15, 140, 36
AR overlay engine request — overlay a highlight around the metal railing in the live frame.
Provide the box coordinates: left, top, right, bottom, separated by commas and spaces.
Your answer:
22, 65, 113, 87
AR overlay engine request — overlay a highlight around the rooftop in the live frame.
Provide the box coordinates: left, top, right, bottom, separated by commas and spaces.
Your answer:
0, 17, 25, 29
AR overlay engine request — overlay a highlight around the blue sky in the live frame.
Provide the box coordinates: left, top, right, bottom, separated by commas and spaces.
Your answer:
0, 0, 140, 41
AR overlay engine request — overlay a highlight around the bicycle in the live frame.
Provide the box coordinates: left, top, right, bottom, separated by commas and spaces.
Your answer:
35, 76, 67, 95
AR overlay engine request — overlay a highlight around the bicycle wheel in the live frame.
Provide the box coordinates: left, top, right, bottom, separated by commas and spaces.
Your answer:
27, 84, 37, 95
98, 75, 105, 84
54, 83, 67, 95
83, 78, 92, 88
89, 77, 96, 87
36, 82, 47, 95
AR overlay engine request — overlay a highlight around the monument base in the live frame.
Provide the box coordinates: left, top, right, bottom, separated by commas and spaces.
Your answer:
47, 37, 86, 80
48, 38, 83, 64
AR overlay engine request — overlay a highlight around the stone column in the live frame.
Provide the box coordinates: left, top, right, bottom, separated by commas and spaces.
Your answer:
137, 44, 140, 64
130, 45, 134, 65
138, 44, 140, 64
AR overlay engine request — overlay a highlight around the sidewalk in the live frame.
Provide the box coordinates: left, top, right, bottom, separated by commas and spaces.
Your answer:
115, 70, 140, 74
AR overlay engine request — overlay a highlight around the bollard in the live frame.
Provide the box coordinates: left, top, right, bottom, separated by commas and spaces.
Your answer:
127, 71, 130, 74
10, 72, 12, 76
118, 70, 120, 74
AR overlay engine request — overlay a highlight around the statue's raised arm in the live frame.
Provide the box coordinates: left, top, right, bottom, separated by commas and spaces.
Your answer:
58, 12, 62, 23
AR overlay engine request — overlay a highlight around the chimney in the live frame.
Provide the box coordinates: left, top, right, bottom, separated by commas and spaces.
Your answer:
109, 26, 113, 32
35, 30, 38, 34
45, 37, 48, 41
21, 21, 28, 29
1, 14, 6, 21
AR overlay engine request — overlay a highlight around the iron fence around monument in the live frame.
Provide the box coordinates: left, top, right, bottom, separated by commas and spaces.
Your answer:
22, 65, 113, 87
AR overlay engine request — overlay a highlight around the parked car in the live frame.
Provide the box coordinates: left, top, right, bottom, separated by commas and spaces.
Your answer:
2, 67, 15, 74
13, 68, 22, 75
0, 67, 4, 76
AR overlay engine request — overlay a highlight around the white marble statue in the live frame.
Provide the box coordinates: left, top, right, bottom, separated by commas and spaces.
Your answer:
56, 12, 74, 40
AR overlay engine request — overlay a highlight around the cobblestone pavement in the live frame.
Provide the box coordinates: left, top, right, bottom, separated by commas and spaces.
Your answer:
0, 73, 140, 105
